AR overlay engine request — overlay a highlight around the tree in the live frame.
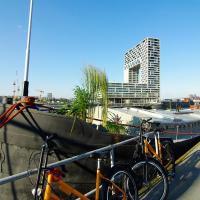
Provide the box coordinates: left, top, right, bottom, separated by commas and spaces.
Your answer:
83, 65, 108, 126
68, 86, 90, 121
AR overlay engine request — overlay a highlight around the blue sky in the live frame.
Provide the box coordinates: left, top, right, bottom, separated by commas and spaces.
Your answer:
0, 0, 200, 99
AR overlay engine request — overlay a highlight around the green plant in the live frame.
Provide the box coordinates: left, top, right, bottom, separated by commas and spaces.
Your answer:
67, 86, 90, 121
83, 65, 108, 126
106, 112, 125, 134
56, 107, 67, 115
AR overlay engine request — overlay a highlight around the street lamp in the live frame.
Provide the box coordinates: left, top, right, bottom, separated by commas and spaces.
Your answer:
23, 0, 33, 96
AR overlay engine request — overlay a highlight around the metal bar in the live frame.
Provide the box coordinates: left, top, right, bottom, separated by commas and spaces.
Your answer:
0, 168, 38, 185
0, 136, 139, 185
75, 187, 97, 200
110, 148, 115, 167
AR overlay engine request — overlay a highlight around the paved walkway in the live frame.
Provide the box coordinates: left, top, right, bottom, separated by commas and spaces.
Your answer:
168, 142, 200, 200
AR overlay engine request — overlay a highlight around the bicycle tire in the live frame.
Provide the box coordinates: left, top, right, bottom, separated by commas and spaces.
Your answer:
101, 165, 138, 200
162, 141, 176, 176
131, 157, 168, 200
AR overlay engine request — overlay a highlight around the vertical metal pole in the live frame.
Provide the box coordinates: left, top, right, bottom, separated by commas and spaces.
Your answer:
34, 144, 46, 199
110, 148, 115, 167
23, 0, 33, 96
176, 125, 179, 141
95, 158, 101, 200
155, 133, 158, 155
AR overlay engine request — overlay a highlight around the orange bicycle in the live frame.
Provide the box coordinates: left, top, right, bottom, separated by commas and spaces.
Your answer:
0, 97, 53, 128
141, 119, 176, 176
32, 135, 138, 200
129, 119, 169, 200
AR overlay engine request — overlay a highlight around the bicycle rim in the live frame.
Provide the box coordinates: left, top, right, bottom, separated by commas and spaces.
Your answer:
131, 159, 168, 200
102, 167, 138, 200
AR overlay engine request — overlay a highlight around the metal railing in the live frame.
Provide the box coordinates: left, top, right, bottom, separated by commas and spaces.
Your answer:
0, 136, 139, 185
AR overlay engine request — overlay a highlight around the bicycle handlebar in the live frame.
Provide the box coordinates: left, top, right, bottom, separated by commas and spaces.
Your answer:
141, 118, 152, 124
43, 134, 58, 150
139, 118, 165, 135
141, 119, 163, 130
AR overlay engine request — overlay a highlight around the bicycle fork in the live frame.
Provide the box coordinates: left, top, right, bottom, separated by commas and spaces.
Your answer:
34, 143, 49, 200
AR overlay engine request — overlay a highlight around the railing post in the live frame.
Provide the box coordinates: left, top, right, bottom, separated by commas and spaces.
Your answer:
110, 148, 115, 167
176, 125, 179, 141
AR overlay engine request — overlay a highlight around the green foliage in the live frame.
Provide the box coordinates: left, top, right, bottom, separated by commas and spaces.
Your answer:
83, 65, 108, 125
99, 71, 108, 126
106, 121, 125, 134
68, 65, 108, 125
56, 103, 69, 115
106, 112, 125, 134
67, 86, 90, 121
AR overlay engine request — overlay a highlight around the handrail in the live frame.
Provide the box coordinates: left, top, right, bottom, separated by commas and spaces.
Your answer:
0, 136, 139, 185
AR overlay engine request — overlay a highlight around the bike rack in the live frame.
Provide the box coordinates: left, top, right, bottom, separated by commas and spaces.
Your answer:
0, 136, 139, 185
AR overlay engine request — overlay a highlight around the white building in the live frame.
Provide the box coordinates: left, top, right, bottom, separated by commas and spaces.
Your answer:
108, 38, 160, 107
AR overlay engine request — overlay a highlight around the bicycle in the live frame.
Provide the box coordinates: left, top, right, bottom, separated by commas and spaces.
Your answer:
130, 118, 169, 200
0, 96, 53, 128
141, 119, 176, 176
32, 134, 138, 200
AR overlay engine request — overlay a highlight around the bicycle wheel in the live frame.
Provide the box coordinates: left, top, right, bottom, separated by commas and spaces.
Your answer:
162, 141, 176, 176
101, 165, 138, 200
131, 157, 168, 200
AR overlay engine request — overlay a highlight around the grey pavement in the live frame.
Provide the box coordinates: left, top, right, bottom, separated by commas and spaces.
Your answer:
168, 143, 200, 200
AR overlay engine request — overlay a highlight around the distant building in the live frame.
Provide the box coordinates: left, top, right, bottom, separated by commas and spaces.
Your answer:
47, 93, 53, 100
108, 37, 160, 107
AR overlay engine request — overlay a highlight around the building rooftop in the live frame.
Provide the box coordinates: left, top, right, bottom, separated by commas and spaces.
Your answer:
109, 107, 200, 125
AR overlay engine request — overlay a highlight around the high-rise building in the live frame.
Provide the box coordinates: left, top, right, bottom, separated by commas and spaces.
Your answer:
108, 38, 160, 107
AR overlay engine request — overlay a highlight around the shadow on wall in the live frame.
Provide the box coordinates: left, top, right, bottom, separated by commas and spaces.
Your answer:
1, 104, 17, 199
174, 136, 200, 159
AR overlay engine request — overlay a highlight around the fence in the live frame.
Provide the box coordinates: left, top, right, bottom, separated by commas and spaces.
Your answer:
0, 136, 139, 185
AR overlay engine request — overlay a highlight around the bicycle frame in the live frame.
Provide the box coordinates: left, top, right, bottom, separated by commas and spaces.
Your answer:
139, 119, 163, 163
43, 168, 90, 200
0, 97, 52, 128
0, 97, 35, 128
42, 159, 127, 200
33, 135, 127, 200
143, 133, 163, 163
139, 119, 176, 179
